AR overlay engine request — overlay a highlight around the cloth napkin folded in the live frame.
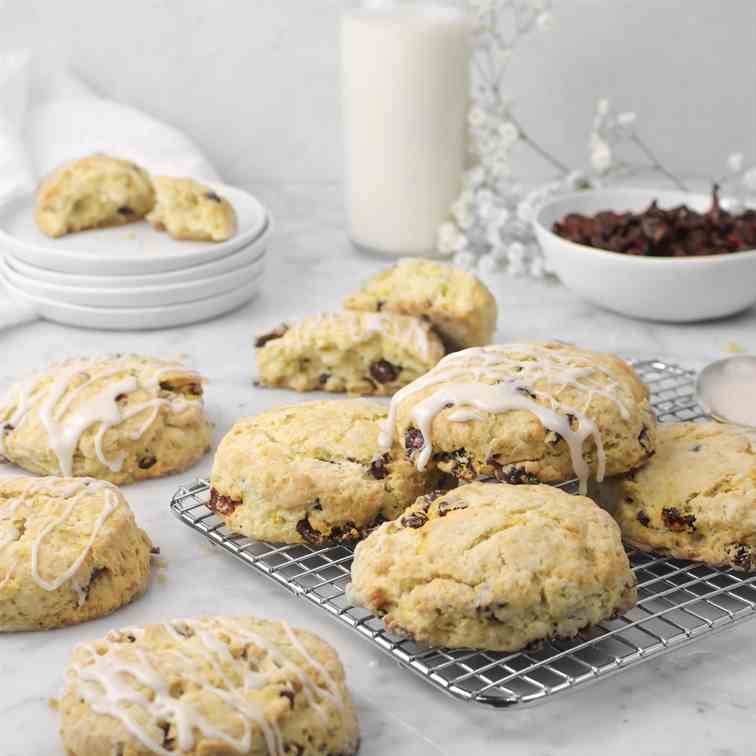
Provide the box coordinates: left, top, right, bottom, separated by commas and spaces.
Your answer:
0, 49, 221, 330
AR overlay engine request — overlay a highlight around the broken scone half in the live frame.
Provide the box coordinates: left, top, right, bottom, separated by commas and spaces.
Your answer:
35, 154, 155, 238
147, 176, 237, 242
255, 311, 445, 395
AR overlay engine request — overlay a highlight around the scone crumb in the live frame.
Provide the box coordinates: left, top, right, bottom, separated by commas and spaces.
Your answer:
48, 697, 60, 711
724, 341, 746, 353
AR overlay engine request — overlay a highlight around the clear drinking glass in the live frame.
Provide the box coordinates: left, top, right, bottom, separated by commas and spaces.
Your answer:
341, 0, 472, 257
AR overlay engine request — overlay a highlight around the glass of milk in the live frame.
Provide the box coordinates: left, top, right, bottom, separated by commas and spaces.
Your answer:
341, 0, 472, 257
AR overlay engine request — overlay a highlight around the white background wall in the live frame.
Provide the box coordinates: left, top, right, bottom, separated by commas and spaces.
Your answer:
2, 0, 754, 185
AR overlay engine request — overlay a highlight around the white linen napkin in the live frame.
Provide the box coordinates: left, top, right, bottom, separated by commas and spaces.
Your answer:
0, 50, 221, 330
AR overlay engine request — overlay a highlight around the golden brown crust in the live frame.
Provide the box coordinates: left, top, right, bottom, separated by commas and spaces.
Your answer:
609, 422, 756, 570
350, 481, 636, 651
210, 399, 436, 544
35, 154, 155, 238
0, 476, 151, 631
344, 258, 498, 349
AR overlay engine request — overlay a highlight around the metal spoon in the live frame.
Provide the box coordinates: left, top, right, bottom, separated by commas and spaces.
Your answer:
696, 354, 756, 428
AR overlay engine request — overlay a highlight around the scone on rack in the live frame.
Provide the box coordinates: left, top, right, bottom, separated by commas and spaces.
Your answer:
0, 476, 151, 631
35, 154, 156, 238
210, 399, 436, 544
147, 176, 237, 242
59, 616, 360, 756
344, 258, 498, 350
0, 354, 212, 485
380, 341, 656, 493
608, 422, 756, 571
349, 482, 636, 651
255, 311, 445, 395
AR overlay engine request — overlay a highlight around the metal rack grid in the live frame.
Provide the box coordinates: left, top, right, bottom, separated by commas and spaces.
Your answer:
170, 359, 756, 708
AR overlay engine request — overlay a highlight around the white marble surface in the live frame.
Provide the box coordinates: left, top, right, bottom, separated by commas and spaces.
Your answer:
1, 182, 756, 756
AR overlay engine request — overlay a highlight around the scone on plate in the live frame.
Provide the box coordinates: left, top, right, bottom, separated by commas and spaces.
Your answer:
608, 422, 756, 571
255, 311, 445, 395
147, 176, 237, 242
0, 476, 151, 631
0, 354, 212, 485
380, 340, 656, 493
210, 399, 437, 544
344, 258, 498, 350
349, 482, 636, 651
35, 154, 155, 238
59, 616, 360, 756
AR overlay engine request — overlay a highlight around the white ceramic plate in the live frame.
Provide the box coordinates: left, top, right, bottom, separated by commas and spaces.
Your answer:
2, 271, 262, 330
1, 254, 265, 308
4, 227, 269, 288
0, 183, 269, 275
534, 188, 756, 322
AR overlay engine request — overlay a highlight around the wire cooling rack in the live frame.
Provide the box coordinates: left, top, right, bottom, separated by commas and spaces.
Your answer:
170, 359, 756, 708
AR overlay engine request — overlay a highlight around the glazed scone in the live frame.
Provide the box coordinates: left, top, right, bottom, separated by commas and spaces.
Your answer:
59, 616, 360, 756
350, 482, 636, 651
380, 341, 656, 493
0, 476, 151, 631
210, 399, 436, 544
609, 422, 756, 571
255, 311, 445, 396
0, 355, 212, 485
147, 176, 237, 242
35, 154, 155, 238
344, 258, 498, 350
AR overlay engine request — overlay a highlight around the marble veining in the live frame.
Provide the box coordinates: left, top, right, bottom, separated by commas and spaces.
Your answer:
0, 182, 754, 755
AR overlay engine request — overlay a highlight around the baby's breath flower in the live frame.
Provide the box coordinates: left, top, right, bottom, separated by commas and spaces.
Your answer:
728, 152, 744, 173
452, 249, 477, 270
468, 106, 488, 129
536, 11, 553, 29
437, 222, 463, 257
742, 167, 756, 193
589, 135, 612, 174
477, 252, 500, 276
616, 111, 637, 128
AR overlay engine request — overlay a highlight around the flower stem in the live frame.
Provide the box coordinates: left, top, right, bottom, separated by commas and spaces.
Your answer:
629, 133, 688, 192
507, 113, 570, 175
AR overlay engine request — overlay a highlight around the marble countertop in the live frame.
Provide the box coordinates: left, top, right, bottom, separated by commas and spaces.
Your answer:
2, 182, 755, 756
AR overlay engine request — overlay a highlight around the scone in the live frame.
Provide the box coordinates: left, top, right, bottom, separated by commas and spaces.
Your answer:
255, 311, 445, 395
379, 341, 656, 493
35, 154, 155, 238
147, 176, 237, 242
349, 482, 636, 651
609, 422, 756, 571
0, 476, 151, 631
210, 399, 436, 544
0, 355, 212, 485
344, 258, 498, 350
59, 616, 360, 756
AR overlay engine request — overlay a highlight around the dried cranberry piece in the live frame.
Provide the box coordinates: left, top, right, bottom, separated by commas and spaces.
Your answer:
369, 359, 400, 384
369, 453, 390, 479
208, 487, 242, 516
254, 324, 289, 348
404, 427, 425, 455
661, 507, 696, 532
205, 191, 222, 203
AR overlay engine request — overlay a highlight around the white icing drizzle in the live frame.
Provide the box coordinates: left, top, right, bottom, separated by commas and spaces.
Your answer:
380, 343, 633, 493
0, 477, 121, 593
70, 617, 346, 756
0, 356, 203, 477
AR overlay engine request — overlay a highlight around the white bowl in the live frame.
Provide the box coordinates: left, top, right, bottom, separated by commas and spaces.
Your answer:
0, 183, 270, 275
2, 254, 265, 307
534, 188, 756, 322
1, 271, 262, 330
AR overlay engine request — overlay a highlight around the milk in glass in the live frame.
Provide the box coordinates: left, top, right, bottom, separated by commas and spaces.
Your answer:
341, 1, 472, 256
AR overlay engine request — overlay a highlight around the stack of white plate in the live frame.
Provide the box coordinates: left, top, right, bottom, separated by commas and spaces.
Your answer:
0, 183, 271, 330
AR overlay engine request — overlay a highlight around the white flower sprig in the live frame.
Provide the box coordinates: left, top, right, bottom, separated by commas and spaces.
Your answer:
440, 1, 711, 280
